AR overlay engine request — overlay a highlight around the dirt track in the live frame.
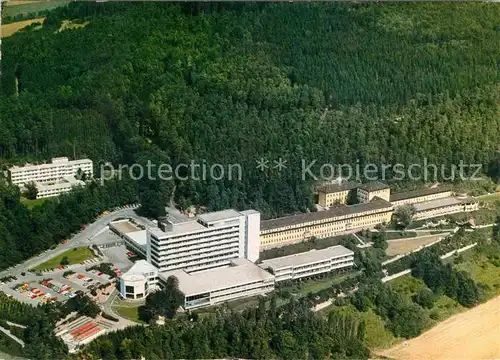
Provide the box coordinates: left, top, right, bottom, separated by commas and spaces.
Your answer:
378, 296, 500, 360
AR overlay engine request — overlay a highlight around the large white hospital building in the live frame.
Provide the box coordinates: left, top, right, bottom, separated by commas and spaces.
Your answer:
147, 209, 260, 273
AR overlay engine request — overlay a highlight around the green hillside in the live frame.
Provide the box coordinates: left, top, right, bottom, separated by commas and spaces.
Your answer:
1, 2, 500, 219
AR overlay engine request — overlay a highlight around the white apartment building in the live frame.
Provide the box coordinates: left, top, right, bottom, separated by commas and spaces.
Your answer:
147, 209, 261, 273
35, 176, 85, 199
258, 245, 355, 282
119, 260, 159, 300
8, 157, 93, 187
159, 258, 275, 309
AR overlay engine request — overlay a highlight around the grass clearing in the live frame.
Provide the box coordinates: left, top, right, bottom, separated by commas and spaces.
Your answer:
476, 192, 500, 202
1, 18, 44, 38
20, 196, 48, 209
32, 247, 95, 270
386, 234, 444, 257
111, 297, 144, 323
3, 0, 70, 18
455, 247, 500, 297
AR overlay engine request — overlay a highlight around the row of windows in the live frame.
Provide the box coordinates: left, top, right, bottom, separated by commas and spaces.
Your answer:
261, 213, 392, 245
261, 208, 393, 235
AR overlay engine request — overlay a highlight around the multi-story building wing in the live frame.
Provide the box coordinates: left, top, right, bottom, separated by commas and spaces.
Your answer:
147, 209, 261, 273
8, 157, 93, 187
317, 181, 359, 207
390, 186, 453, 207
159, 258, 275, 309
259, 245, 354, 282
260, 197, 393, 249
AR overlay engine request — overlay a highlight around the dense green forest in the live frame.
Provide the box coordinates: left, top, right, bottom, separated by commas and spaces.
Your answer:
1, 2, 500, 219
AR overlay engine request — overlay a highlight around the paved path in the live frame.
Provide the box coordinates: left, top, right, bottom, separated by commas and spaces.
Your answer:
0, 207, 140, 278
0, 325, 24, 347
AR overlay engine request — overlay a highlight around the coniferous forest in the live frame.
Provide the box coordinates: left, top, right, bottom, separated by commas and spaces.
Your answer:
1, 3, 500, 358
1, 2, 500, 220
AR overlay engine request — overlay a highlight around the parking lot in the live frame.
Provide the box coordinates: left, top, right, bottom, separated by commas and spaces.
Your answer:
0, 264, 116, 306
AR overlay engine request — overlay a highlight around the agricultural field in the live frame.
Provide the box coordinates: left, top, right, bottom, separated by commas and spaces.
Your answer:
32, 247, 95, 271
3, 0, 70, 18
378, 295, 500, 360
385, 234, 446, 257
1, 17, 44, 38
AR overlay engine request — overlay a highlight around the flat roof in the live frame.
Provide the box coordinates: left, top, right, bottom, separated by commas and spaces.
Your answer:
160, 258, 274, 296
413, 196, 476, 212
110, 220, 141, 234
261, 197, 393, 231
317, 181, 359, 194
259, 245, 354, 270
197, 209, 241, 223
359, 181, 390, 192
9, 158, 92, 172
125, 230, 148, 248
126, 260, 158, 275
390, 186, 451, 202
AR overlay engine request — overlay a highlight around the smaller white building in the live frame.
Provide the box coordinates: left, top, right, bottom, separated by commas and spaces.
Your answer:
159, 258, 275, 309
8, 157, 93, 187
119, 260, 159, 300
258, 245, 355, 283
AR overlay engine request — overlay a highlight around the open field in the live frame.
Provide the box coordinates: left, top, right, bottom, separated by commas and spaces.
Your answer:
3, 0, 70, 18
378, 295, 500, 360
32, 247, 95, 270
20, 196, 48, 209
476, 192, 500, 202
386, 235, 444, 257
1, 18, 44, 38
455, 247, 500, 297
111, 298, 144, 323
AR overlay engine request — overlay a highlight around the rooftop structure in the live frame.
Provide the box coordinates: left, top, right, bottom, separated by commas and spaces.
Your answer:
159, 258, 275, 309
317, 181, 360, 194
358, 181, 390, 192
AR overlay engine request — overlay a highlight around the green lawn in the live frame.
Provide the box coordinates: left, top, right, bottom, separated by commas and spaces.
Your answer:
476, 192, 500, 202
112, 305, 142, 323
455, 246, 500, 297
111, 297, 145, 323
4, 0, 70, 18
20, 196, 48, 209
32, 247, 95, 270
